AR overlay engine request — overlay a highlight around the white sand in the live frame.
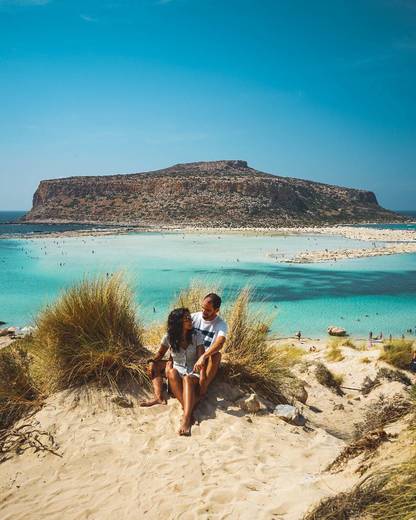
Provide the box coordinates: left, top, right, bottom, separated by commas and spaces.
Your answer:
0, 342, 414, 520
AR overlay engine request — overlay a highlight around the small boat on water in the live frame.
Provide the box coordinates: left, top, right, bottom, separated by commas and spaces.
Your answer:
327, 326, 347, 337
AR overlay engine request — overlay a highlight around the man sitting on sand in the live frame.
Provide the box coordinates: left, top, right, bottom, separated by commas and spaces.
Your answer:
191, 293, 228, 396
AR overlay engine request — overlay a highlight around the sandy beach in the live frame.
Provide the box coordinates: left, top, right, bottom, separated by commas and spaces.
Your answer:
1, 338, 414, 520
2, 224, 415, 264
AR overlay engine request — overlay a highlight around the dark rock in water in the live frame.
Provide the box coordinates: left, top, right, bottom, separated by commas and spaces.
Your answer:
22, 160, 406, 227
0, 321, 6, 326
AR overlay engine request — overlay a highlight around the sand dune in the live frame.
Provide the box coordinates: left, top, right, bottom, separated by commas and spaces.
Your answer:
0, 344, 414, 520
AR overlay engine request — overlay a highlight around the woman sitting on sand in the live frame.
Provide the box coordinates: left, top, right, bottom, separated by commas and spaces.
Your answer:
142, 308, 205, 436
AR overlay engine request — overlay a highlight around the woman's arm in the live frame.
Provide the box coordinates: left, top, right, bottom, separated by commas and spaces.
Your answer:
150, 343, 169, 362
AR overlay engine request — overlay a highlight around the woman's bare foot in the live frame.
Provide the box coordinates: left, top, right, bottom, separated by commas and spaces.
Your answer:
140, 397, 167, 407
178, 416, 192, 436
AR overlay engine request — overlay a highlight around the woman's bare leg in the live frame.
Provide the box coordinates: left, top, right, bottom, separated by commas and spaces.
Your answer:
179, 376, 199, 436
167, 368, 184, 408
140, 361, 167, 407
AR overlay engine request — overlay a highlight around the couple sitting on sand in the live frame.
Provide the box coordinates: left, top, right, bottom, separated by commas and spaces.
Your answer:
141, 293, 227, 436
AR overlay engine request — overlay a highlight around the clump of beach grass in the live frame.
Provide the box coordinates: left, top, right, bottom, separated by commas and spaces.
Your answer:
29, 273, 150, 392
0, 344, 42, 430
341, 338, 358, 349
142, 322, 166, 349
380, 338, 414, 369
325, 339, 345, 362
361, 367, 411, 395
315, 362, 344, 395
221, 288, 293, 403
354, 393, 412, 438
274, 344, 305, 366
304, 453, 416, 520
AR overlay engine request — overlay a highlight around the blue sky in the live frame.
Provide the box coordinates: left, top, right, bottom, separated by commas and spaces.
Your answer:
0, 0, 415, 211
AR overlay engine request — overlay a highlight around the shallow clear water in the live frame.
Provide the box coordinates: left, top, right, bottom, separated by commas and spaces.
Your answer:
1, 231, 416, 339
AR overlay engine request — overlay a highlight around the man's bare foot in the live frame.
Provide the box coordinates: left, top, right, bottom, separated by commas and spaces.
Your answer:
178, 416, 192, 436
140, 398, 167, 407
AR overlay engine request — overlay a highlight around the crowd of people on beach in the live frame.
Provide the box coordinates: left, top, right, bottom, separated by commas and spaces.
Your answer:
140, 292, 228, 436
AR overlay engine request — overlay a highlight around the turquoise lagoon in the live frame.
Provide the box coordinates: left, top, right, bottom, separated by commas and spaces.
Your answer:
1, 230, 416, 339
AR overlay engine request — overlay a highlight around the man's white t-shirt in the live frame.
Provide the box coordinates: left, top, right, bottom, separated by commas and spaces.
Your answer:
191, 311, 228, 352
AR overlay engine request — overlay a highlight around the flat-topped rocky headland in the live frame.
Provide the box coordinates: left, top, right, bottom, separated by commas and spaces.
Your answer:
21, 160, 406, 227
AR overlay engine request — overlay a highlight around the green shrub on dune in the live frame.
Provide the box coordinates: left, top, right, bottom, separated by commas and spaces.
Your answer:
0, 345, 42, 430
30, 274, 150, 392
380, 339, 414, 369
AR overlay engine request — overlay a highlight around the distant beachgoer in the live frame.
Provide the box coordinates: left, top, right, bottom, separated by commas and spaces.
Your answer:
140, 308, 205, 436
369, 331, 373, 347
296, 331, 301, 340
389, 334, 392, 342
153, 306, 156, 313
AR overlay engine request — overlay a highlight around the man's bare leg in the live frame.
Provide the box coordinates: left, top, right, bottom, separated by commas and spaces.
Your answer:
140, 360, 167, 407
200, 352, 221, 397
167, 367, 184, 408
179, 376, 199, 436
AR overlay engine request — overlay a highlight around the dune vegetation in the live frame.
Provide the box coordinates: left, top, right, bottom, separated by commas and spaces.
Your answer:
325, 339, 345, 362
0, 344, 42, 430
380, 338, 414, 369
0, 274, 152, 431
30, 273, 150, 392
304, 385, 416, 520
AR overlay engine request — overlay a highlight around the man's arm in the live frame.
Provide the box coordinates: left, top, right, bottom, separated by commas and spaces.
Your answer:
193, 336, 226, 371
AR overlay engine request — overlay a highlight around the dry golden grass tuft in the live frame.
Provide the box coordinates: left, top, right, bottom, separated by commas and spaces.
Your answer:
142, 322, 166, 350
221, 288, 295, 403
0, 344, 42, 430
274, 344, 305, 365
29, 273, 150, 392
325, 340, 345, 362
380, 338, 414, 369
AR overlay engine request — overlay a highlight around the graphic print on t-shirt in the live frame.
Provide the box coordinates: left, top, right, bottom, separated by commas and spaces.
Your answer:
193, 328, 215, 349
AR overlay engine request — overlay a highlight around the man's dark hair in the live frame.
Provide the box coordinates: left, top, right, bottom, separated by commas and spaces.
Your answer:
204, 293, 222, 309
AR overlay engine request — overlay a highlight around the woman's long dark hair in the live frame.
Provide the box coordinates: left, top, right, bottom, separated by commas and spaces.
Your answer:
167, 307, 193, 352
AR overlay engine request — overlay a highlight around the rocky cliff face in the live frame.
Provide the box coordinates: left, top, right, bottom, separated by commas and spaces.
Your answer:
23, 160, 403, 226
